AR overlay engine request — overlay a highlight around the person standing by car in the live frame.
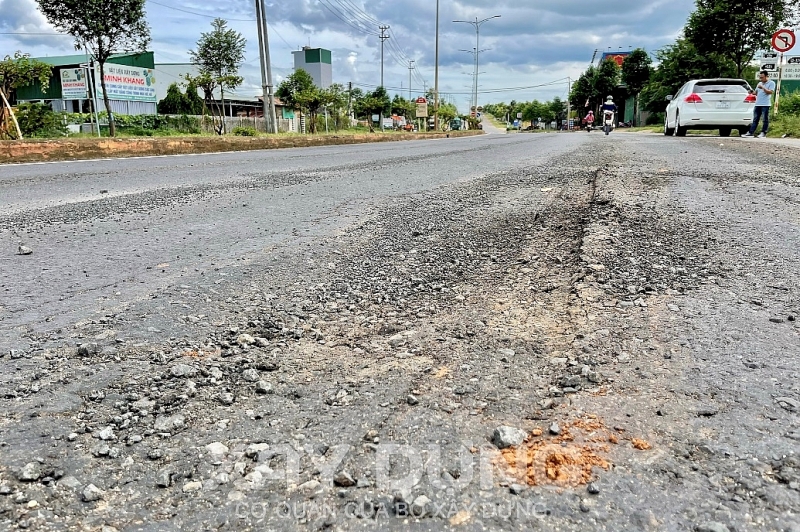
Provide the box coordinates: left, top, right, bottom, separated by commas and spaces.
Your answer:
742, 71, 775, 138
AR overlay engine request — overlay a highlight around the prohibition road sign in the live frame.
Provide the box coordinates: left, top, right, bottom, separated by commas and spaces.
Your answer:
772, 29, 796, 53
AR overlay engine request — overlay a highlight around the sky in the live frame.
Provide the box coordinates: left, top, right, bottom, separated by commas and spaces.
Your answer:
0, 0, 697, 112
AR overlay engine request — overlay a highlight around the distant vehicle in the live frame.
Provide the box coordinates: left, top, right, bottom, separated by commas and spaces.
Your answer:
664, 78, 754, 137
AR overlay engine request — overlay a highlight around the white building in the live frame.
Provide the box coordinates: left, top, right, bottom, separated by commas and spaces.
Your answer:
291, 47, 332, 89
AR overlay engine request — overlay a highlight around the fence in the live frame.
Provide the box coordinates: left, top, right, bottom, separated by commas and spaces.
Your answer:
195, 116, 298, 134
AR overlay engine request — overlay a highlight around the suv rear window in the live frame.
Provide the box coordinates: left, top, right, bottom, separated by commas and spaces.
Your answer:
693, 82, 748, 94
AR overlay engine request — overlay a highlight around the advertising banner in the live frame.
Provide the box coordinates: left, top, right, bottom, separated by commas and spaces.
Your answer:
60, 68, 88, 99
415, 97, 428, 118
97, 62, 157, 102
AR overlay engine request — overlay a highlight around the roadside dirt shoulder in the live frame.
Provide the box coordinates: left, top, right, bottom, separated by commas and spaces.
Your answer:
0, 130, 482, 165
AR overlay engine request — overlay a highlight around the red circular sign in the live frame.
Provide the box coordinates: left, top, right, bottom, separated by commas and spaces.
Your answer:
415, 97, 427, 104
772, 29, 796, 53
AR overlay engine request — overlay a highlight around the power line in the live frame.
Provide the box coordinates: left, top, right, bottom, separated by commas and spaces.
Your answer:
315, 0, 421, 81
332, 0, 380, 30
337, 0, 382, 26
145, 0, 293, 49
318, 0, 379, 36
147, 0, 254, 22
351, 78, 568, 95
0, 32, 67, 36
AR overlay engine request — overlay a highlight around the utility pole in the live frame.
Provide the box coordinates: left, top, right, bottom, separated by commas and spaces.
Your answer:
347, 81, 353, 125
566, 77, 571, 131
255, 0, 278, 133
379, 25, 390, 88
434, 0, 440, 131
255, 0, 269, 132
379, 25, 390, 132
407, 60, 415, 100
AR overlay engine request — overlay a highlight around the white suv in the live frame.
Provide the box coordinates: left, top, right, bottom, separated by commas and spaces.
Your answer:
664, 78, 755, 137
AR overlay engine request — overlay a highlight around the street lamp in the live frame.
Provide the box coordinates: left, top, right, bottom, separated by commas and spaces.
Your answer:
453, 15, 500, 115
460, 47, 489, 113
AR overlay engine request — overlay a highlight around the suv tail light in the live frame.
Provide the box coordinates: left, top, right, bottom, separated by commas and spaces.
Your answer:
684, 93, 703, 103
744, 93, 756, 103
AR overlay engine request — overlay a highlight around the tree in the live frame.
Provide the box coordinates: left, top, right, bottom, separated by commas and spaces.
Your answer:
276, 69, 329, 133
0, 52, 53, 139
190, 18, 246, 134
184, 79, 204, 115
356, 86, 391, 132
391, 95, 415, 119
437, 101, 458, 125
36, 0, 151, 137
157, 83, 186, 115
640, 38, 734, 114
325, 83, 348, 130
685, 0, 798, 77
594, 59, 621, 106
621, 49, 653, 125
549, 96, 566, 121
570, 66, 598, 113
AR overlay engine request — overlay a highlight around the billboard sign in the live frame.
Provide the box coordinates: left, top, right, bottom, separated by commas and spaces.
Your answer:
96, 62, 157, 102
600, 51, 632, 67
60, 68, 88, 99
415, 97, 428, 118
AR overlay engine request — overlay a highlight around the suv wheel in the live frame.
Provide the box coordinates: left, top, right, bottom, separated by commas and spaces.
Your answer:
664, 114, 674, 136
673, 112, 687, 137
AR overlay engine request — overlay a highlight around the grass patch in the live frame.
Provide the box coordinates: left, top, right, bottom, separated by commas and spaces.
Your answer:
766, 114, 800, 138
619, 126, 662, 133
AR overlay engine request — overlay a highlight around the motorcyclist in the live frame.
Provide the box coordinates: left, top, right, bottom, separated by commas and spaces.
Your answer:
584, 110, 594, 130
602, 96, 617, 115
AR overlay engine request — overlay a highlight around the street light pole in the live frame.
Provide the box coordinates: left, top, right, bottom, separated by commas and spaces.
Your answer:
453, 15, 500, 117
460, 48, 489, 114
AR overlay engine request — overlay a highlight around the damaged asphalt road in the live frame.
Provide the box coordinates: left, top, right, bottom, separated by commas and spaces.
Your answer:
0, 132, 799, 531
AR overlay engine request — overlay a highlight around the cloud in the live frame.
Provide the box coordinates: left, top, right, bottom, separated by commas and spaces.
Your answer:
0, 0, 698, 108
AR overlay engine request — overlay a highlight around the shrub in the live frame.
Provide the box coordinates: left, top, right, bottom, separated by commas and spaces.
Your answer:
646, 112, 664, 126
778, 90, 800, 116
231, 126, 258, 137
766, 113, 800, 138
15, 103, 67, 137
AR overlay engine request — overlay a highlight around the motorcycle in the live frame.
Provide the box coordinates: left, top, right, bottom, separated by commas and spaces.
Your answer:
602, 111, 615, 135
585, 120, 595, 132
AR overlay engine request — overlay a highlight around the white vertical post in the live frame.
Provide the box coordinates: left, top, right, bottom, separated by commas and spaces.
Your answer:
775, 53, 784, 117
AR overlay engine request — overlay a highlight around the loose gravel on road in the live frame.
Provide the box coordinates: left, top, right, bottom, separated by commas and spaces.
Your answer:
1, 133, 799, 531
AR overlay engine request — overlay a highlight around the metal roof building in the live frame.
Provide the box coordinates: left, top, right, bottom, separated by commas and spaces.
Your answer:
16, 52, 157, 115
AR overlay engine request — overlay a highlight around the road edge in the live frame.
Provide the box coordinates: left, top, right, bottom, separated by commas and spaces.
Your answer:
0, 130, 484, 165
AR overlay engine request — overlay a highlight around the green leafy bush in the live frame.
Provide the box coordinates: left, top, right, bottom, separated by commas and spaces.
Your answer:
231, 126, 258, 136
778, 90, 800, 116
646, 112, 664, 126
766, 113, 800, 137
15, 103, 67, 137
